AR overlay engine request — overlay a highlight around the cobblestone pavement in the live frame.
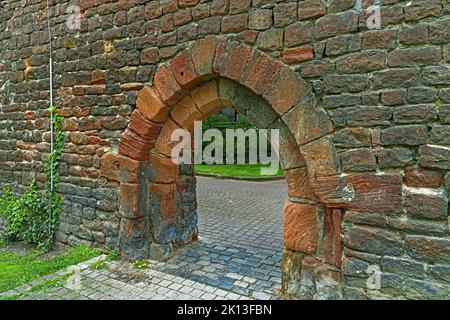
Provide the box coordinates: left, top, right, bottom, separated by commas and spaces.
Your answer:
1, 177, 287, 300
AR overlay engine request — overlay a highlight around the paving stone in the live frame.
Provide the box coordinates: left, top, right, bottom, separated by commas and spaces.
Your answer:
6, 178, 283, 301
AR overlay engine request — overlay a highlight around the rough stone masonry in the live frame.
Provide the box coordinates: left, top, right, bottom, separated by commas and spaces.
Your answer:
0, 0, 449, 300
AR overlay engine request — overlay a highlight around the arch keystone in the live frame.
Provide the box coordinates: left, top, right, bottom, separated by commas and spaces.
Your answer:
190, 36, 217, 79
218, 41, 253, 82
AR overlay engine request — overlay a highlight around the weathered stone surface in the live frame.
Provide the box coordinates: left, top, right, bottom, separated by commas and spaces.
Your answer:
136, 86, 170, 123
393, 104, 437, 124
388, 47, 441, 68
256, 28, 284, 50
285, 22, 312, 47
381, 89, 407, 106
363, 30, 397, 49
119, 217, 149, 260
297, 0, 326, 20
323, 94, 361, 109
314, 11, 358, 40
218, 41, 253, 83
149, 242, 173, 261
343, 225, 403, 256
381, 125, 428, 146
430, 125, 450, 144
233, 85, 278, 128
281, 250, 304, 298
284, 167, 317, 201
153, 63, 185, 105
322, 208, 343, 268
263, 68, 310, 115
300, 137, 340, 177
336, 50, 385, 74
340, 148, 376, 172
129, 110, 162, 140
438, 105, 450, 124
119, 129, 153, 161
403, 187, 448, 221
404, 278, 450, 300
191, 81, 222, 117
148, 153, 179, 184
170, 95, 202, 129
175, 211, 198, 245
371, 68, 420, 89
249, 8, 272, 30
344, 211, 387, 227
332, 128, 371, 148
419, 145, 450, 170
241, 51, 283, 96
381, 256, 425, 280
282, 97, 333, 146
405, 236, 450, 263
324, 74, 367, 93
284, 202, 321, 254
404, 168, 444, 188
428, 17, 450, 44
148, 183, 179, 227
282, 47, 314, 64
312, 173, 403, 213
170, 49, 200, 89
119, 183, 147, 219
272, 120, 307, 170
378, 147, 414, 168
100, 153, 143, 183
422, 66, 450, 86
387, 216, 448, 236
190, 36, 216, 79
407, 87, 438, 104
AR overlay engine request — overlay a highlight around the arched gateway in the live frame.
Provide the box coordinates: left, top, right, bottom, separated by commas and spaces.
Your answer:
100, 37, 402, 299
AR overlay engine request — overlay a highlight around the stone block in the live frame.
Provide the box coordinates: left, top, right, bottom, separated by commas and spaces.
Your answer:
284, 202, 321, 254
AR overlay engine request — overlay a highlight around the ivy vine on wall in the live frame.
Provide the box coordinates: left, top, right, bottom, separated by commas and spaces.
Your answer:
0, 106, 66, 250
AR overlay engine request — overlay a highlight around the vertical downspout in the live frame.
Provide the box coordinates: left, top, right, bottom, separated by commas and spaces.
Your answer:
46, 0, 54, 235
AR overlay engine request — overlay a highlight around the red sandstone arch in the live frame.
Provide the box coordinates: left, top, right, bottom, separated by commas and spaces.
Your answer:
100, 36, 403, 267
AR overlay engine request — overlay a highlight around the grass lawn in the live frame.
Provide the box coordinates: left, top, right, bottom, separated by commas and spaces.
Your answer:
0, 245, 101, 293
195, 163, 284, 178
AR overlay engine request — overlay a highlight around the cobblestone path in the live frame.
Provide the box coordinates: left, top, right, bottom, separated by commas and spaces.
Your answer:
1, 177, 287, 300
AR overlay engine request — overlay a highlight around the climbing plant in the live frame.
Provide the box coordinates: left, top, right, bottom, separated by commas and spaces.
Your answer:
0, 106, 66, 250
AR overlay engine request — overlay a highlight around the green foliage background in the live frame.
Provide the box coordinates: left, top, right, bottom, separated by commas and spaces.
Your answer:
201, 113, 276, 164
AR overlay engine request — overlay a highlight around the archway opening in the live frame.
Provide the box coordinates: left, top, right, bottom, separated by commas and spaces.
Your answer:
101, 38, 349, 299
141, 80, 315, 298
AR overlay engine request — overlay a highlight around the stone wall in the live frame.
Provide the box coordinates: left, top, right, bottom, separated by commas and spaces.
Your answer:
0, 0, 449, 299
